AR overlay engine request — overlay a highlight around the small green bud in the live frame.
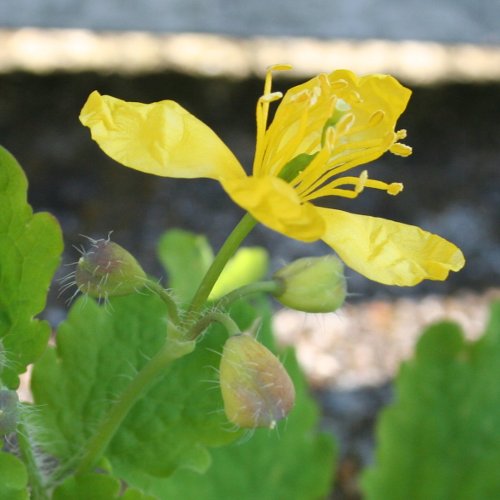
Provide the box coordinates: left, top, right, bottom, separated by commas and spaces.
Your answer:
0, 389, 18, 434
76, 238, 146, 298
272, 255, 346, 313
219, 333, 295, 429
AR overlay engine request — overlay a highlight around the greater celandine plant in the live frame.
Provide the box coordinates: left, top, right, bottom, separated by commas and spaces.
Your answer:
0, 64, 466, 499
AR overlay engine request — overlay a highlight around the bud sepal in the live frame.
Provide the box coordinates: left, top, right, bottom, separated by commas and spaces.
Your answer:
272, 255, 346, 313
219, 332, 295, 429
76, 238, 147, 298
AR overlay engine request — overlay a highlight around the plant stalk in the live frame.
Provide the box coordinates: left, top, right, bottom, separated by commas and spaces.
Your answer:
187, 311, 241, 340
215, 280, 283, 310
145, 279, 180, 324
49, 337, 194, 483
17, 416, 49, 500
187, 213, 257, 315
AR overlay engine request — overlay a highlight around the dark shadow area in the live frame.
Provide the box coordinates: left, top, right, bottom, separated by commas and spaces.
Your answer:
316, 382, 394, 499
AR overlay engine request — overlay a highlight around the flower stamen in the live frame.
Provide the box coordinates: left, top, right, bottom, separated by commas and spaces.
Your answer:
301, 169, 403, 201
253, 65, 292, 175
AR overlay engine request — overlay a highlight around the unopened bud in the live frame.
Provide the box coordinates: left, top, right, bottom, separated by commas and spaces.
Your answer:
273, 255, 346, 313
219, 333, 295, 428
76, 238, 146, 298
0, 389, 18, 435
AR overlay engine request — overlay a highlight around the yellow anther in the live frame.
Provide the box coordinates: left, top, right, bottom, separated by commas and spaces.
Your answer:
266, 63, 293, 72
355, 170, 368, 194
290, 89, 310, 103
325, 126, 337, 153
390, 143, 412, 157
347, 89, 362, 103
318, 73, 331, 92
335, 112, 355, 135
368, 110, 385, 127
261, 91, 284, 103
310, 86, 322, 105
387, 182, 404, 195
330, 78, 348, 90
396, 129, 407, 140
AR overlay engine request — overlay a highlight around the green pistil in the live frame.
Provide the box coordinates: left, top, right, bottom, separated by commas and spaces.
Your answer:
321, 98, 350, 146
278, 152, 317, 182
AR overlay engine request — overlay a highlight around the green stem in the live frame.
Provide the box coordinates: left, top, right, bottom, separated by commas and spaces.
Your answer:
50, 214, 256, 484
17, 414, 49, 500
145, 279, 180, 324
75, 338, 194, 475
188, 311, 241, 340
216, 280, 283, 310
187, 213, 257, 315
50, 338, 194, 482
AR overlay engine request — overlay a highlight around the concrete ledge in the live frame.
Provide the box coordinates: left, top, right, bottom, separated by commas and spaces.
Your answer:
1, 28, 500, 84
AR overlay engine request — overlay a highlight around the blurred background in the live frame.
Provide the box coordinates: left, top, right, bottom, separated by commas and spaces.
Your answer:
1, 0, 499, 498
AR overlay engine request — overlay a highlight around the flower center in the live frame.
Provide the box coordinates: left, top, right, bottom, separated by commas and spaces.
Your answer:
287, 79, 409, 201
254, 67, 411, 203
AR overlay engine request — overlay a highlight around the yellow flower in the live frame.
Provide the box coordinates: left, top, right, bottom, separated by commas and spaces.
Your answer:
80, 66, 465, 286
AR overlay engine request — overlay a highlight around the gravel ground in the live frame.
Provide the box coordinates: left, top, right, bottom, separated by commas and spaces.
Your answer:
274, 288, 500, 389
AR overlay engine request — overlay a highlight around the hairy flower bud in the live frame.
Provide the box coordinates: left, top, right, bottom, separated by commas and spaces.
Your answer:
0, 389, 18, 435
76, 238, 146, 298
219, 333, 295, 428
273, 255, 346, 313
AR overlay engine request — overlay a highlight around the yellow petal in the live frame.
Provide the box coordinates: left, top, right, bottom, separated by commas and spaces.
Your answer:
317, 208, 465, 286
221, 176, 325, 242
80, 91, 245, 180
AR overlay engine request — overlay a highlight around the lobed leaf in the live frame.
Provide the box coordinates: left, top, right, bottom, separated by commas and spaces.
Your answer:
53, 472, 157, 500
362, 302, 500, 500
33, 226, 335, 497
31, 292, 247, 481
157, 229, 269, 303
0, 146, 63, 388
157, 229, 213, 304
208, 247, 269, 300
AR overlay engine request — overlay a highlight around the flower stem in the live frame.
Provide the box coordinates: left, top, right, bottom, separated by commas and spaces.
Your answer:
187, 213, 257, 315
17, 415, 49, 500
144, 279, 180, 324
75, 338, 194, 475
187, 311, 241, 340
216, 280, 283, 310
50, 337, 195, 483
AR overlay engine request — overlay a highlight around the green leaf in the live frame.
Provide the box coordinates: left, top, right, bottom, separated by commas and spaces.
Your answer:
31, 292, 255, 486
158, 229, 269, 303
0, 450, 29, 499
53, 472, 158, 500
208, 247, 269, 301
121, 487, 158, 500
157, 345, 336, 500
53, 473, 121, 500
157, 229, 213, 304
31, 293, 170, 461
362, 301, 500, 500
0, 146, 63, 388
108, 298, 264, 493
